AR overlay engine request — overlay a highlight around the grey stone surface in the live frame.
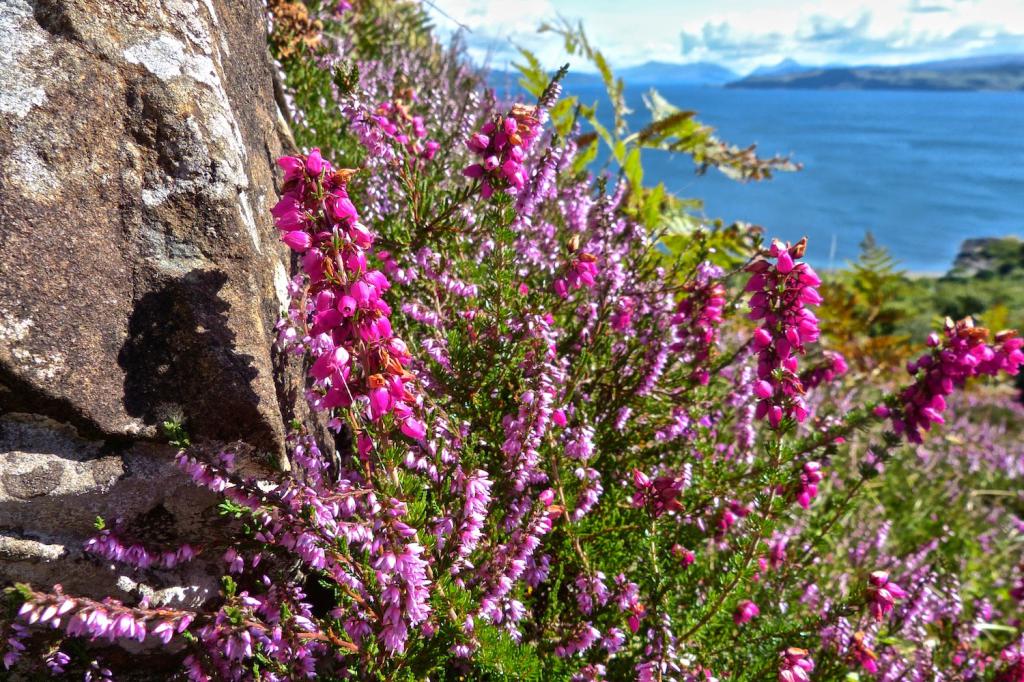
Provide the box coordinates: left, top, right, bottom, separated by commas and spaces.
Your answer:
0, 0, 302, 599
0, 414, 220, 606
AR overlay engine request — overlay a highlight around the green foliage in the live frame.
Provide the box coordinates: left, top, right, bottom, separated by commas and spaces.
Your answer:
161, 419, 191, 448
222, 575, 238, 600
539, 17, 629, 137
819, 232, 914, 368
461, 625, 555, 680
636, 89, 800, 181
948, 237, 1024, 279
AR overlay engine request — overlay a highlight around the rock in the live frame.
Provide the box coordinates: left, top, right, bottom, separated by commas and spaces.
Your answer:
0, 0, 301, 599
0, 414, 219, 607
947, 237, 1024, 279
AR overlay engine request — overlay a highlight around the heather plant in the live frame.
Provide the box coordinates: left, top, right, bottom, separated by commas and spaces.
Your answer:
820, 233, 1024, 374
4, 1, 1024, 680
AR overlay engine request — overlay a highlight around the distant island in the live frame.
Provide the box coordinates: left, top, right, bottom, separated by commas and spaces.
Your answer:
617, 60, 737, 85
552, 60, 739, 89
727, 54, 1024, 92
491, 54, 1024, 92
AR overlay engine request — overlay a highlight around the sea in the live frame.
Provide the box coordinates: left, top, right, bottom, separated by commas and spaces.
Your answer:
562, 84, 1024, 273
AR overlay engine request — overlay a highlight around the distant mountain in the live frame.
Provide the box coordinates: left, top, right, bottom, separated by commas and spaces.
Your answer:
618, 60, 738, 85
490, 61, 738, 91
749, 58, 806, 78
912, 53, 1024, 71
727, 53, 1024, 91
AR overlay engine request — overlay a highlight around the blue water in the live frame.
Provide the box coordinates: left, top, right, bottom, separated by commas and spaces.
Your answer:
570, 85, 1024, 272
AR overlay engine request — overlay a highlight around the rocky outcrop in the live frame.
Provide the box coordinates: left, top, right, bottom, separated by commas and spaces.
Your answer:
947, 237, 1024, 279
0, 0, 300, 604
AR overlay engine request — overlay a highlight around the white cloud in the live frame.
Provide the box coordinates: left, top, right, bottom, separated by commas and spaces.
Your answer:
423, 0, 1024, 73
426, 0, 560, 68
908, 0, 975, 13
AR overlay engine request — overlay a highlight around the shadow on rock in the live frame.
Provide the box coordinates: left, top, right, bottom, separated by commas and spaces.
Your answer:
118, 269, 266, 445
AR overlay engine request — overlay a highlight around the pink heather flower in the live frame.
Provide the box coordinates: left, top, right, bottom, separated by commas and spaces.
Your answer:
612, 573, 645, 633
271, 196, 304, 230
795, 461, 823, 509
274, 151, 426, 442
453, 470, 492, 563
571, 466, 602, 521
277, 155, 305, 183
310, 345, 351, 381
151, 620, 175, 645
890, 318, 1024, 442
45, 650, 70, 674
305, 148, 326, 175
561, 252, 599, 294
778, 647, 814, 682
734, 600, 760, 625
602, 627, 626, 654
554, 623, 601, 657
997, 644, 1024, 682
83, 527, 197, 570
631, 470, 684, 518
224, 548, 244, 573
672, 261, 726, 379
746, 238, 821, 428
575, 573, 610, 615
3, 623, 29, 670
849, 631, 879, 673
400, 417, 427, 440
610, 296, 636, 332
753, 380, 774, 399
672, 544, 696, 567
867, 570, 906, 620
463, 104, 542, 198
800, 350, 848, 389
368, 96, 441, 162
281, 230, 313, 252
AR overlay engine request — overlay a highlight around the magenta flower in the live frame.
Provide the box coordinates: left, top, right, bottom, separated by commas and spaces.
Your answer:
866, 570, 907, 620
281, 230, 313, 252
890, 318, 1024, 442
672, 261, 727, 382
463, 104, 542, 198
631, 469, 685, 518
83, 527, 197, 570
778, 647, 814, 682
554, 251, 599, 299
274, 151, 426, 444
671, 544, 696, 567
746, 238, 822, 428
795, 461, 823, 509
800, 349, 848, 389
734, 600, 760, 625
400, 416, 427, 440
849, 631, 879, 673
368, 95, 441, 162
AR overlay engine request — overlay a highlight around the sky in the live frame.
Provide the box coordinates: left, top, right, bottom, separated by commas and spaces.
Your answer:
422, 0, 1024, 75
